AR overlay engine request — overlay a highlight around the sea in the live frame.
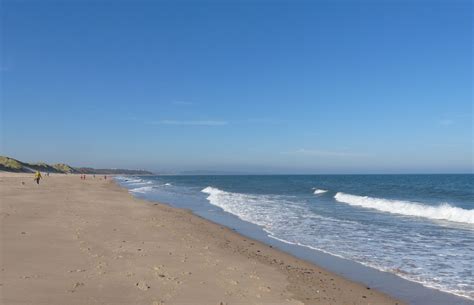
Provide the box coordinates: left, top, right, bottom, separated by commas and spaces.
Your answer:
115, 174, 474, 304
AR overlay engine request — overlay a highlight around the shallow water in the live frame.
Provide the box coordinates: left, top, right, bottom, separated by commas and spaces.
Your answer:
116, 174, 474, 301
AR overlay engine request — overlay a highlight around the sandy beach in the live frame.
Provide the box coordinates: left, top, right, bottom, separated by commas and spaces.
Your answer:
0, 173, 403, 305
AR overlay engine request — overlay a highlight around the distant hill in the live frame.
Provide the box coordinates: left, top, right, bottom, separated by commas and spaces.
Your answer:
0, 156, 153, 175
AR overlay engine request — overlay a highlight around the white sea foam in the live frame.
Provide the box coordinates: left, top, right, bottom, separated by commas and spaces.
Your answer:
115, 176, 154, 187
124, 178, 143, 183
118, 177, 147, 184
334, 192, 474, 225
164, 183, 172, 186
124, 183, 474, 300
201, 186, 260, 224
166, 186, 474, 299
202, 186, 223, 195
201, 186, 306, 228
313, 189, 328, 195
130, 186, 154, 193
129, 180, 153, 186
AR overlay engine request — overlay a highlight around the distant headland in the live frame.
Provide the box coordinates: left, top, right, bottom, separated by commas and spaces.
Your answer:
0, 156, 153, 175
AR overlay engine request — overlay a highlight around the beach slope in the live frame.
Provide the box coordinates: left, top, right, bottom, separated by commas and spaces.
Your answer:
0, 173, 403, 305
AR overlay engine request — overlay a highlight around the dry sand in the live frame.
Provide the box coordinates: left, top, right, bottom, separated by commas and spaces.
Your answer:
0, 173, 404, 305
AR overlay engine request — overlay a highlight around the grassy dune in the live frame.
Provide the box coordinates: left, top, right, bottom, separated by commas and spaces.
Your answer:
0, 156, 152, 175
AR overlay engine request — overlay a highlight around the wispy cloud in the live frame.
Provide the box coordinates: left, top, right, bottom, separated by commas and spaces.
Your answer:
282, 148, 369, 158
148, 120, 228, 126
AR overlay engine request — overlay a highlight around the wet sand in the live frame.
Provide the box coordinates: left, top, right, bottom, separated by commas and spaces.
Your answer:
0, 173, 404, 305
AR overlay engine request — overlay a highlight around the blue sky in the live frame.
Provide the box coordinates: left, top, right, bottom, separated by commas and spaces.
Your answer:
1, 0, 472, 173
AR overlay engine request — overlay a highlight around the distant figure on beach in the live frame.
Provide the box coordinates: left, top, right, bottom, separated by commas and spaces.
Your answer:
34, 171, 42, 185
104, 175, 107, 180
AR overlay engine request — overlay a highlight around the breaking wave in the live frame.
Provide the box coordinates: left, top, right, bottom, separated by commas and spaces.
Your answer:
334, 192, 474, 224
122, 177, 474, 300
200, 186, 264, 224
130, 186, 154, 193
313, 189, 328, 195
200, 186, 307, 229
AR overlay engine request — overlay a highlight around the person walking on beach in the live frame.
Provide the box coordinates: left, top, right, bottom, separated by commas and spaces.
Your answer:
34, 171, 42, 185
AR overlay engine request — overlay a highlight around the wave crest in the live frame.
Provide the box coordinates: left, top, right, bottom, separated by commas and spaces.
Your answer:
334, 192, 474, 224
130, 186, 154, 193
202, 186, 225, 195
313, 189, 328, 195
200, 186, 307, 229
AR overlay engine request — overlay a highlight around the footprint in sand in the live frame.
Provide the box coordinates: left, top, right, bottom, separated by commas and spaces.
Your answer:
136, 281, 151, 291
68, 269, 86, 273
249, 273, 260, 280
69, 282, 84, 293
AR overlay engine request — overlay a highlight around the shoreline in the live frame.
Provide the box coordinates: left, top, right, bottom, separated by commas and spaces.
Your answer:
118, 175, 474, 305
0, 173, 407, 304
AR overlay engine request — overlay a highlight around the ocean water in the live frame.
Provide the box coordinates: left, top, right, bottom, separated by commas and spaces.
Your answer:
116, 174, 474, 301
